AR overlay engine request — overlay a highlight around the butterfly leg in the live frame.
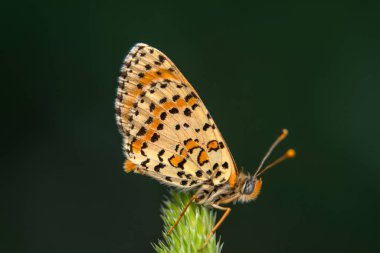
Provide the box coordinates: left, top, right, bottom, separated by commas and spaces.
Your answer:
166, 195, 197, 236
199, 204, 231, 251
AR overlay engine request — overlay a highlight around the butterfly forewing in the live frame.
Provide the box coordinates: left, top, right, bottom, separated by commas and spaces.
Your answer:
115, 43, 237, 188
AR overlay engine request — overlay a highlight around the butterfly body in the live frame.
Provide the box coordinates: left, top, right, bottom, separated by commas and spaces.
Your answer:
192, 172, 262, 206
115, 43, 294, 250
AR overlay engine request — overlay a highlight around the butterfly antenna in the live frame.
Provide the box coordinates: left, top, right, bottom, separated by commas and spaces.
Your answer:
254, 129, 293, 177
256, 149, 296, 177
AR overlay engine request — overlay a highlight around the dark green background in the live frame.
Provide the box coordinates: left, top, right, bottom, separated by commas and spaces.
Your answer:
2, 1, 379, 252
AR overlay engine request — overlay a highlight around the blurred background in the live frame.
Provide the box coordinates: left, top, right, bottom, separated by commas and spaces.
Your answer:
1, 1, 380, 252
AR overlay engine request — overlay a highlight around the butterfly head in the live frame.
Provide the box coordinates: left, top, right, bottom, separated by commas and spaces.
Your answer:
238, 175, 263, 203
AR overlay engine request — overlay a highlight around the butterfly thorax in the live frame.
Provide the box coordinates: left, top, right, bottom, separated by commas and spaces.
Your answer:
194, 172, 263, 206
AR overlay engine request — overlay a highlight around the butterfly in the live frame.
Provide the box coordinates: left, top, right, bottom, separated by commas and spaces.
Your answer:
115, 43, 295, 250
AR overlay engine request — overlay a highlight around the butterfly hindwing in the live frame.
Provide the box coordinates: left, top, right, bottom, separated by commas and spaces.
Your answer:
116, 43, 237, 188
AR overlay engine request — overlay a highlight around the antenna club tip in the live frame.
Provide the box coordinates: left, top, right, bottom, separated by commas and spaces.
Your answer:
280, 129, 289, 139
286, 149, 296, 158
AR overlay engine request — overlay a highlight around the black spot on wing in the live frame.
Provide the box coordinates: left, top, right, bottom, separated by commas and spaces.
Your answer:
141, 158, 150, 168
191, 104, 199, 110
172, 95, 180, 101
178, 159, 186, 169
203, 123, 211, 131
158, 54, 166, 63
151, 133, 160, 142
136, 127, 147, 136
158, 149, 165, 162
149, 103, 155, 112
145, 117, 153, 124
169, 108, 179, 114
160, 112, 167, 120
185, 93, 193, 102
154, 163, 165, 172
195, 170, 203, 177
177, 171, 185, 178
184, 108, 192, 117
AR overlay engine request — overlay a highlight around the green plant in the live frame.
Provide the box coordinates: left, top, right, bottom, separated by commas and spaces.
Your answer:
153, 190, 223, 253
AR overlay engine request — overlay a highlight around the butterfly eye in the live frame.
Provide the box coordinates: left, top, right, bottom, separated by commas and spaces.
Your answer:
243, 179, 255, 195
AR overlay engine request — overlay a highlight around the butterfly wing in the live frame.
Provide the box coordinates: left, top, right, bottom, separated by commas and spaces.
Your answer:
115, 43, 238, 189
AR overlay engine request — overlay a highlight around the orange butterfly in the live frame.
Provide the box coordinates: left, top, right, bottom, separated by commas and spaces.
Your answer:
115, 43, 295, 250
